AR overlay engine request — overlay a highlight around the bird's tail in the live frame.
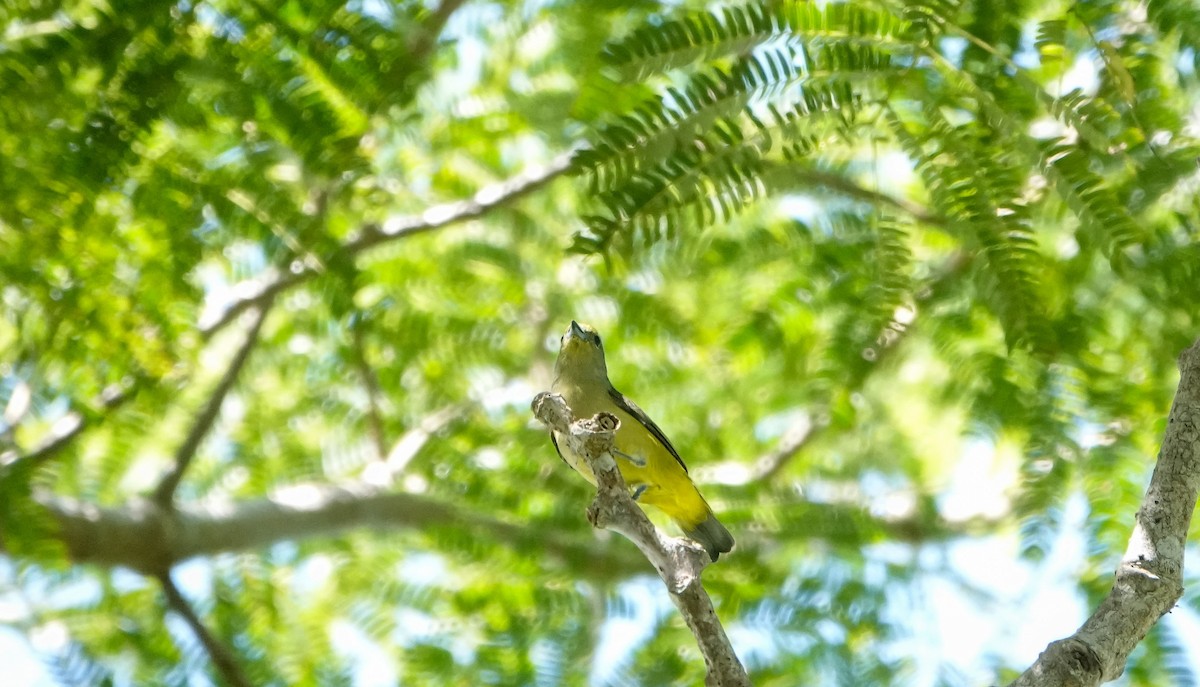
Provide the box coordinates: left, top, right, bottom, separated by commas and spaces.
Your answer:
681, 512, 734, 562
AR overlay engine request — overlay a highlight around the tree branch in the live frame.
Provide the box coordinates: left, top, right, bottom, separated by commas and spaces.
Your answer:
361, 403, 467, 486
530, 392, 750, 687
199, 153, 574, 338
40, 469, 986, 578
1009, 337, 1200, 686
693, 412, 818, 487
0, 380, 135, 472
157, 571, 254, 687
154, 306, 270, 507
42, 480, 645, 579
750, 413, 815, 481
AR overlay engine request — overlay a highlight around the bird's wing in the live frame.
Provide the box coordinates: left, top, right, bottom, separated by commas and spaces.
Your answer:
550, 431, 570, 468
607, 386, 689, 473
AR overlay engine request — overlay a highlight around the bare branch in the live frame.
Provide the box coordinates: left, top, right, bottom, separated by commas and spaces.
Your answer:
154, 306, 270, 507
158, 571, 254, 687
363, 403, 466, 485
1, 381, 135, 471
199, 154, 574, 338
345, 152, 574, 251
750, 413, 815, 481
1009, 337, 1200, 686
198, 271, 304, 340
531, 392, 750, 687
407, 0, 468, 63
698, 412, 819, 487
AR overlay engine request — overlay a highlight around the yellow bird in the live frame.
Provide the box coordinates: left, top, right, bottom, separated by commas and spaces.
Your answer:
550, 320, 734, 561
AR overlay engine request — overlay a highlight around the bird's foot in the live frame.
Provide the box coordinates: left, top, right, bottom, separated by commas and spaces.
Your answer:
612, 449, 647, 467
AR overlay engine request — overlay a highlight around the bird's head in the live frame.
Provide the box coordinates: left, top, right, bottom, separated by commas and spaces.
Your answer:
554, 320, 609, 381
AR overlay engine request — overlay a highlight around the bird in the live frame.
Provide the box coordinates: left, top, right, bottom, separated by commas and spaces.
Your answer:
549, 320, 734, 561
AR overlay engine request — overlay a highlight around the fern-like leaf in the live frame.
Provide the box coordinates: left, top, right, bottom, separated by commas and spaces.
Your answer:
603, 4, 779, 80
1037, 88, 1121, 151
603, 1, 912, 81
896, 0, 962, 40
1034, 19, 1067, 66
928, 48, 1141, 267
577, 49, 801, 193
889, 107, 1050, 351
583, 80, 869, 249
1039, 141, 1141, 266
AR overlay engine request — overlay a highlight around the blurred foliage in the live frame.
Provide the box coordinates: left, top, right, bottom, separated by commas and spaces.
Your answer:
1, 0, 1200, 685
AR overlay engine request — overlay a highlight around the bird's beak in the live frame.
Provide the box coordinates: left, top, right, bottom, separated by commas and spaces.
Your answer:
567, 320, 584, 339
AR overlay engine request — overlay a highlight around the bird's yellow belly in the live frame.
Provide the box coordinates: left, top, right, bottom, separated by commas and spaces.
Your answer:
551, 388, 708, 528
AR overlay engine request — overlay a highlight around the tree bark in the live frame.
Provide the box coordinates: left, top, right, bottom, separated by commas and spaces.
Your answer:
1010, 337, 1200, 686
40, 481, 642, 578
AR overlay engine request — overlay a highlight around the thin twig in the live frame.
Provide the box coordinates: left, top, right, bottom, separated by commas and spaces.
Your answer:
749, 412, 818, 482
197, 271, 305, 340
692, 413, 817, 487
154, 306, 271, 507
350, 319, 388, 461
778, 165, 947, 227
531, 392, 750, 687
1, 381, 136, 471
200, 154, 574, 338
158, 571, 254, 687
373, 403, 466, 481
